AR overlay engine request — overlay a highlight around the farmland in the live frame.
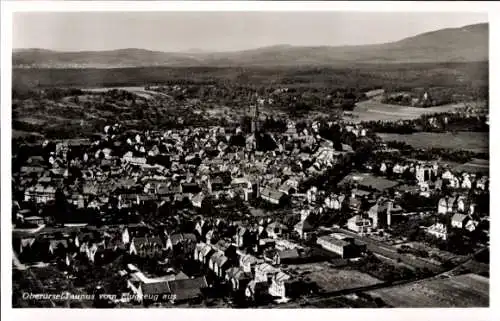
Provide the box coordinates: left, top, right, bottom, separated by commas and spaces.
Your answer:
377, 131, 489, 153
346, 99, 470, 123
285, 262, 382, 293
366, 273, 489, 307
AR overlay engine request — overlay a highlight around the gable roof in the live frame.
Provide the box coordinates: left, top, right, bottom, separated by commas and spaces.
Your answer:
452, 213, 469, 223
133, 237, 163, 248
169, 233, 197, 245
260, 188, 285, 201
276, 248, 301, 260
141, 281, 171, 296
294, 219, 314, 232
168, 277, 208, 301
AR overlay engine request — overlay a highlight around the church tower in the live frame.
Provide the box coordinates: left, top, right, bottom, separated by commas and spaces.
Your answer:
250, 104, 260, 134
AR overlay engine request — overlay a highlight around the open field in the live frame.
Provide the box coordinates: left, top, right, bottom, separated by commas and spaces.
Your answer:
378, 131, 488, 153
285, 262, 382, 293
338, 172, 400, 192
85, 86, 169, 100
347, 100, 471, 123
367, 273, 489, 307
454, 158, 489, 174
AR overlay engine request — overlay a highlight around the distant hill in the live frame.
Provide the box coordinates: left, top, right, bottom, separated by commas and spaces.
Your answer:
13, 23, 488, 68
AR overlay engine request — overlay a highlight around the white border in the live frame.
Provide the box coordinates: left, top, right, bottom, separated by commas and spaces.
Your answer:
1, 2, 498, 321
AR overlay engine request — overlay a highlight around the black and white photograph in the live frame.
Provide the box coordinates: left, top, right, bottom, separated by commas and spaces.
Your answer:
1, 2, 495, 315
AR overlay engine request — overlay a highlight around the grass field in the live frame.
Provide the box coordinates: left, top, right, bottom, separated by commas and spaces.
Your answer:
85, 86, 164, 100
367, 273, 489, 307
286, 262, 382, 293
454, 158, 490, 174
378, 131, 489, 153
346, 99, 468, 123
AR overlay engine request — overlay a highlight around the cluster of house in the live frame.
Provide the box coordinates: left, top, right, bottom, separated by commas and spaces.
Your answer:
15, 118, 367, 227
425, 194, 483, 240
368, 159, 488, 195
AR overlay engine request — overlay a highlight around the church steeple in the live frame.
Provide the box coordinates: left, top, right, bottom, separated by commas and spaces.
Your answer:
251, 103, 260, 134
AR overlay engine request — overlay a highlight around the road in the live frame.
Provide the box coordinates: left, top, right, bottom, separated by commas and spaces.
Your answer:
300, 247, 487, 307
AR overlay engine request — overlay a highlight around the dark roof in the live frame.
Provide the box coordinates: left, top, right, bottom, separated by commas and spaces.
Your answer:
49, 239, 68, 248
277, 248, 301, 260
141, 281, 171, 296
168, 277, 208, 301
169, 233, 197, 245
260, 188, 285, 201
133, 237, 163, 248
318, 235, 351, 247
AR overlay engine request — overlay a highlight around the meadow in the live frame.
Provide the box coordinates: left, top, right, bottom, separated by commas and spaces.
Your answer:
378, 132, 489, 153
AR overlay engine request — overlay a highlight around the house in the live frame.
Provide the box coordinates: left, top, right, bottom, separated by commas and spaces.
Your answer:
465, 219, 479, 232
306, 187, 318, 203
245, 280, 269, 302
191, 193, 205, 208
254, 263, 279, 283
260, 188, 285, 205
17, 237, 36, 255
278, 183, 296, 195
476, 176, 488, 190
324, 194, 345, 210
225, 267, 252, 292
181, 182, 201, 194
273, 248, 301, 265
231, 177, 254, 201
461, 174, 473, 189
294, 218, 314, 240
415, 163, 438, 183
438, 196, 457, 215
456, 196, 467, 213
317, 235, 362, 258
24, 185, 56, 204
266, 222, 288, 239
168, 277, 208, 304
194, 242, 215, 265
367, 199, 401, 229
166, 233, 197, 252
129, 237, 164, 258
122, 152, 147, 165
22, 216, 45, 226
235, 226, 255, 248
132, 276, 208, 305
209, 251, 230, 278
135, 281, 171, 305
427, 223, 448, 240
208, 176, 225, 193
347, 215, 372, 234
48, 239, 69, 256
122, 228, 130, 245
239, 253, 262, 273
451, 213, 469, 229
347, 194, 362, 212
268, 271, 291, 300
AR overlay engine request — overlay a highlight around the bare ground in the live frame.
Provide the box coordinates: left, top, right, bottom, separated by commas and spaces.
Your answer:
367, 273, 489, 307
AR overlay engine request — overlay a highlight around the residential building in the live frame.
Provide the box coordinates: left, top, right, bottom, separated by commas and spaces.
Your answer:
268, 271, 291, 300
317, 235, 361, 258
427, 223, 448, 240
451, 213, 469, 229
260, 188, 285, 205
347, 215, 372, 234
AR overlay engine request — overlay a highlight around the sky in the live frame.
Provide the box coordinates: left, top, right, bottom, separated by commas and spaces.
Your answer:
13, 11, 488, 52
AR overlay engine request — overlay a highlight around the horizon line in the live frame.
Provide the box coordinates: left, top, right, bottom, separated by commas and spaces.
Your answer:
12, 21, 488, 54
